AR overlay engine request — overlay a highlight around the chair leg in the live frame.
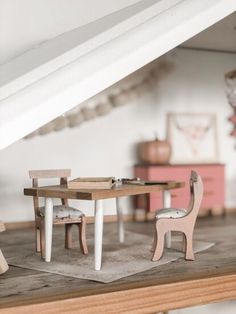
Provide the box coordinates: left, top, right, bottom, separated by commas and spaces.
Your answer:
65, 224, 73, 249
185, 232, 194, 260
35, 217, 42, 253
35, 226, 41, 253
39, 219, 45, 259
78, 216, 88, 255
152, 225, 165, 261
182, 233, 186, 253
151, 229, 157, 252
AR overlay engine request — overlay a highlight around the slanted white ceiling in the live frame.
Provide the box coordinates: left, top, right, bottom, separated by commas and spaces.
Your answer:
0, 0, 149, 65
0, 0, 235, 150
183, 11, 236, 53
0, 0, 183, 100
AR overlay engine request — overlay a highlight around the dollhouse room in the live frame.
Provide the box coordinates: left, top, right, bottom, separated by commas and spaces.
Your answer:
0, 0, 236, 313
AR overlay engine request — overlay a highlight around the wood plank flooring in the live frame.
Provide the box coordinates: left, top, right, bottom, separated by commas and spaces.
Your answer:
0, 215, 236, 313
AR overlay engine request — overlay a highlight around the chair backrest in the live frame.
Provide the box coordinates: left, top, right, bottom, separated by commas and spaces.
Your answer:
187, 170, 203, 220
29, 169, 71, 216
29, 169, 71, 180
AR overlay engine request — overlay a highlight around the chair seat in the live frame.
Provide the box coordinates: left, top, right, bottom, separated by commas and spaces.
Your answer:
38, 205, 84, 219
156, 208, 187, 219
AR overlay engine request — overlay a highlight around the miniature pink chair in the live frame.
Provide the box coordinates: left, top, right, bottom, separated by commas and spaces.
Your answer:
152, 171, 203, 261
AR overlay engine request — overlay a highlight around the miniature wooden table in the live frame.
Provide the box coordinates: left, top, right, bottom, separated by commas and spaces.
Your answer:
24, 181, 184, 270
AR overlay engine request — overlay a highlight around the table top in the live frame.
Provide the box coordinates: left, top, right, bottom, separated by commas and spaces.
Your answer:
24, 181, 184, 200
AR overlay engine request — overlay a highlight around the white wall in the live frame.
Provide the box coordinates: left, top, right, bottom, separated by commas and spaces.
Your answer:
0, 48, 236, 222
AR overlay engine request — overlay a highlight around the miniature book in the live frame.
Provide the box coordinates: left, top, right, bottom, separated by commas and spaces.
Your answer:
68, 177, 115, 189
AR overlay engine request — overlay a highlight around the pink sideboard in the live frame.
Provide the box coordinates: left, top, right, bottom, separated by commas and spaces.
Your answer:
134, 163, 225, 214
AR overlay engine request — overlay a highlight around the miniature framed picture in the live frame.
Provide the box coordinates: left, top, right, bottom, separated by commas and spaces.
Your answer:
167, 113, 219, 164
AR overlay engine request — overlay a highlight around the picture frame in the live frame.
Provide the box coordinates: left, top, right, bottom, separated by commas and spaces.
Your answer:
167, 113, 219, 164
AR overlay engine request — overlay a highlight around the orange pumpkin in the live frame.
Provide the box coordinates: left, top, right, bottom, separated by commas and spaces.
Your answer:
138, 138, 171, 164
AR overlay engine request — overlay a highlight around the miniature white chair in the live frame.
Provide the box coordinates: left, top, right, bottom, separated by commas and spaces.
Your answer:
29, 169, 88, 258
0, 222, 9, 274
152, 171, 203, 261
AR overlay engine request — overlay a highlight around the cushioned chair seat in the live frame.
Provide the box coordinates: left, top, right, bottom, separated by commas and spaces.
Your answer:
38, 205, 84, 219
156, 208, 187, 219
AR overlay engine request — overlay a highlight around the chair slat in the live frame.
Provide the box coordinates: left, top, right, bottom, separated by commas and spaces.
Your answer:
29, 169, 71, 179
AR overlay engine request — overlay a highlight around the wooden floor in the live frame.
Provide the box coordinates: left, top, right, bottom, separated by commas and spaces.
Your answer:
1, 215, 236, 313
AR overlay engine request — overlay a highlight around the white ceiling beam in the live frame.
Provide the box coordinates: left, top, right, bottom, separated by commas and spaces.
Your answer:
0, 0, 235, 149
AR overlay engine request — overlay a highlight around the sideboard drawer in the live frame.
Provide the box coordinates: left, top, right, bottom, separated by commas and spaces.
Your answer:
134, 163, 225, 213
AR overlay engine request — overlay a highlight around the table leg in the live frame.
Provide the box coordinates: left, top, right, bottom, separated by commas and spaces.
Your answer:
116, 198, 124, 243
94, 200, 104, 271
44, 197, 53, 262
162, 190, 171, 248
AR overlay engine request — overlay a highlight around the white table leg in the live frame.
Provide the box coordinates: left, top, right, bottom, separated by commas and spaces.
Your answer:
116, 198, 124, 243
44, 197, 53, 262
162, 190, 171, 248
94, 200, 104, 271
